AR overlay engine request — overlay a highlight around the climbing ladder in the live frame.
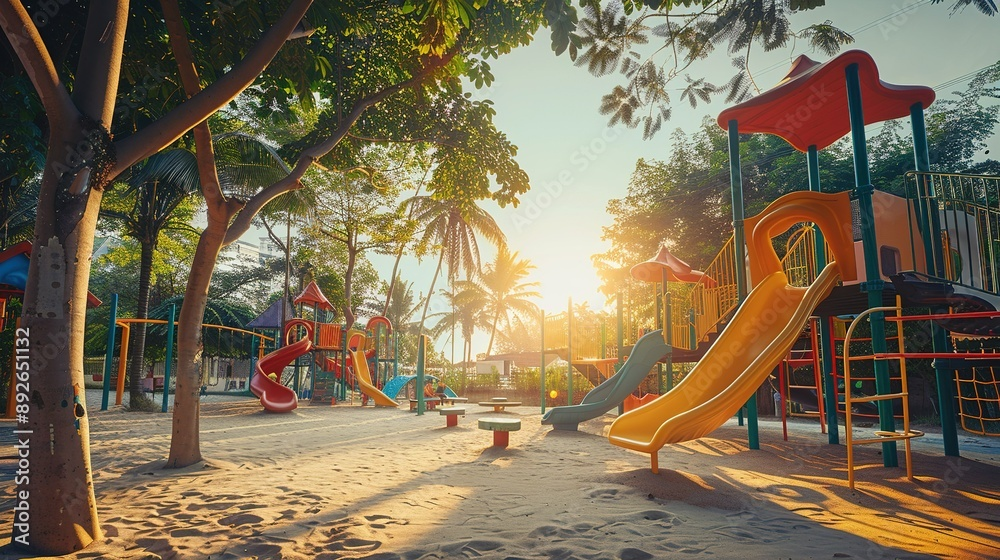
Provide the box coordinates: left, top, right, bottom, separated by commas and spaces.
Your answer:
842, 300, 924, 489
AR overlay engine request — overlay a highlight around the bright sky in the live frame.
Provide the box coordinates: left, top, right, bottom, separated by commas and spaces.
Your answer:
364, 2, 1000, 361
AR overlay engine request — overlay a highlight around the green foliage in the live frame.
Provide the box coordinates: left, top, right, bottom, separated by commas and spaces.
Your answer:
0, 76, 44, 248
574, 0, 996, 139
209, 256, 285, 315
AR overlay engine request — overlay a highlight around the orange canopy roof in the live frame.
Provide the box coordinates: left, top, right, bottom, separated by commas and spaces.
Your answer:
630, 244, 716, 287
716, 50, 935, 152
294, 280, 333, 311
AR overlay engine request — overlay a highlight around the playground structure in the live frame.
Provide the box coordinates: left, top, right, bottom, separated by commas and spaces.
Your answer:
1, 242, 103, 417
249, 280, 399, 412
96, 304, 273, 411
541, 329, 669, 431
537, 50, 1000, 481
609, 191, 858, 473
540, 305, 620, 400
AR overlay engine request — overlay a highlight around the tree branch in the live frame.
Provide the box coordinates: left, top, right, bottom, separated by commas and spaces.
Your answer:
318, 226, 349, 243
72, 0, 129, 126
259, 214, 287, 255
347, 132, 461, 149
112, 0, 314, 176
160, 0, 227, 209
0, 0, 75, 122
222, 47, 460, 245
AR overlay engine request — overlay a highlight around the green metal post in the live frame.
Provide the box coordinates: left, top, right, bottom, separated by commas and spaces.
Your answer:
161, 304, 176, 413
101, 294, 118, 411
664, 291, 673, 392
616, 291, 624, 368
393, 332, 399, 379
616, 293, 625, 414
416, 334, 426, 415
911, 102, 959, 456
655, 276, 663, 394
340, 330, 347, 401
601, 319, 607, 360
689, 308, 696, 351
727, 121, 749, 302
540, 310, 546, 414
909, 106, 940, 276
846, 63, 897, 466
808, 145, 840, 444
567, 297, 573, 405
729, 120, 757, 447
250, 335, 259, 396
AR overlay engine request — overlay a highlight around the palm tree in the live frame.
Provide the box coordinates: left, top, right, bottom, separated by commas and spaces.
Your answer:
407, 196, 506, 335
428, 288, 480, 375
383, 275, 421, 332
101, 149, 200, 409
453, 247, 540, 357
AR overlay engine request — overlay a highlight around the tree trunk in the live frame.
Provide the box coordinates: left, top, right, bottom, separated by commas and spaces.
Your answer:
382, 180, 425, 315
165, 218, 227, 468
127, 239, 155, 409
14, 154, 105, 554
343, 233, 357, 329
417, 248, 445, 335
486, 311, 500, 357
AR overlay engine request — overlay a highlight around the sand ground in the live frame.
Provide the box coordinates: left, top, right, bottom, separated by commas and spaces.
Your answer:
2, 395, 999, 559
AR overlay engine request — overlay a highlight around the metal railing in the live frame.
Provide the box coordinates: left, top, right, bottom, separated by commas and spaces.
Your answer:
782, 225, 832, 288
670, 235, 739, 350
669, 222, 834, 351
905, 171, 1000, 294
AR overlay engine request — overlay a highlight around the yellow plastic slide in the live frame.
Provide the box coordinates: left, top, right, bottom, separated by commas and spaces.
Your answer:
608, 190, 857, 472
349, 346, 398, 407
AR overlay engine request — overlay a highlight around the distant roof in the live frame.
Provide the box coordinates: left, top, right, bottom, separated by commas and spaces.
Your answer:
293, 280, 333, 311
246, 297, 296, 329
716, 50, 935, 152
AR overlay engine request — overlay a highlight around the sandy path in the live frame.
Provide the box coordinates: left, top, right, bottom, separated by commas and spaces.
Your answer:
2, 400, 999, 559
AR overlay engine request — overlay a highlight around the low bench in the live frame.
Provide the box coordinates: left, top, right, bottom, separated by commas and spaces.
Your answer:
439, 406, 466, 427
478, 417, 521, 447
409, 397, 439, 411
478, 400, 521, 412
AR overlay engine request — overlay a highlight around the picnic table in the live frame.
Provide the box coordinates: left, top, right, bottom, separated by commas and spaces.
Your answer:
478, 397, 521, 412
440, 406, 466, 427
478, 417, 521, 447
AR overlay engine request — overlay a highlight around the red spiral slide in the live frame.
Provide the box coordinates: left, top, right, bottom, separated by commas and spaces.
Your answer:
250, 336, 312, 413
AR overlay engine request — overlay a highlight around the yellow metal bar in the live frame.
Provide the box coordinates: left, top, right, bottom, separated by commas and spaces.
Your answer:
115, 324, 130, 406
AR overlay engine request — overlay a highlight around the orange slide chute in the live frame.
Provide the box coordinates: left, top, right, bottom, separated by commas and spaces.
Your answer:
347, 333, 397, 407
608, 191, 856, 472
251, 336, 311, 413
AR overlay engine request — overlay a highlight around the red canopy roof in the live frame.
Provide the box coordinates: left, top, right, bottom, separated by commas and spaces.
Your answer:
716, 50, 935, 152
294, 280, 333, 311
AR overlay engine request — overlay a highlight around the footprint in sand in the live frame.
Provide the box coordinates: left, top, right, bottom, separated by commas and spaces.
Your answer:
619, 548, 655, 560
219, 512, 264, 526
587, 487, 621, 499
324, 537, 382, 552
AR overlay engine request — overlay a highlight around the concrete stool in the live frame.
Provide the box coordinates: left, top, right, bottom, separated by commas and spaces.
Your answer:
478, 417, 521, 447
440, 406, 465, 427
